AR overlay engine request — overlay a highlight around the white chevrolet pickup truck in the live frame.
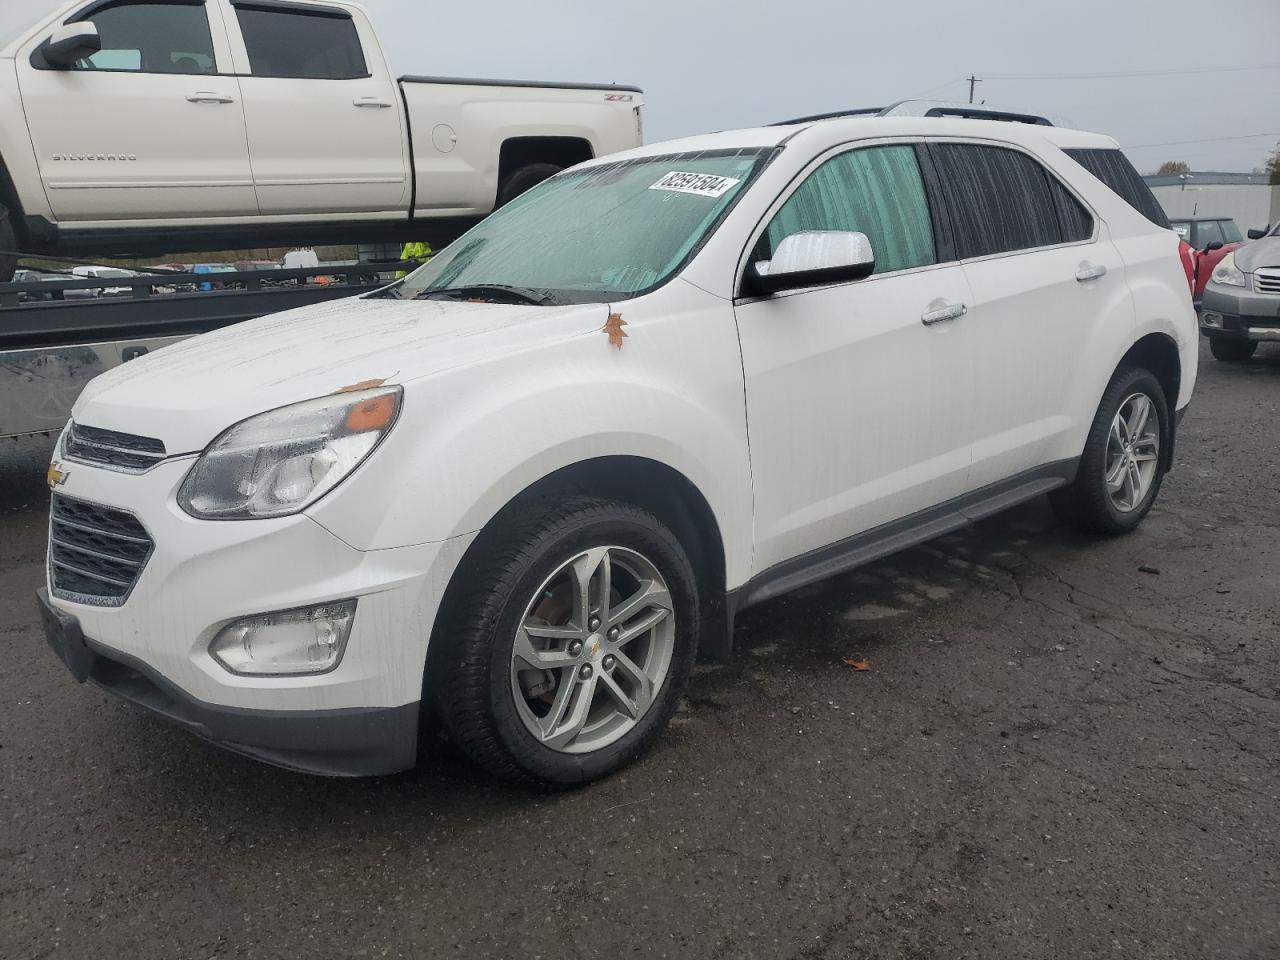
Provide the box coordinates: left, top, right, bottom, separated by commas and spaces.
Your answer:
0, 0, 644, 280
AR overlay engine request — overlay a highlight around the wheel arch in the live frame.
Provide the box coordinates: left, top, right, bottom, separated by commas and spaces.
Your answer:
422, 455, 730, 714
497, 136, 594, 185
0, 150, 30, 248
1117, 332, 1182, 472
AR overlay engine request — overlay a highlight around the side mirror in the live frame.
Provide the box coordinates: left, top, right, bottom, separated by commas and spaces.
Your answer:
1247, 227, 1269, 240
44, 22, 101, 68
748, 231, 875, 295
1204, 240, 1224, 253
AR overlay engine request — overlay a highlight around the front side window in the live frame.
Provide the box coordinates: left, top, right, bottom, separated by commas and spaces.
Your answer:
387, 149, 772, 305
763, 144, 936, 275
933, 143, 1064, 258
71, 2, 215, 74
1219, 220, 1243, 243
235, 4, 367, 80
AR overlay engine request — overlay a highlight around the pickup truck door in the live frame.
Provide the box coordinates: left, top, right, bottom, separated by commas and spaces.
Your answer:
220, 0, 410, 216
15, 0, 256, 222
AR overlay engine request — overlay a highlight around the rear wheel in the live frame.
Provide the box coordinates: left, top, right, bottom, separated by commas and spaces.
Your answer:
0, 203, 17, 284
438, 497, 698, 786
496, 163, 562, 208
1051, 366, 1169, 535
1209, 337, 1257, 363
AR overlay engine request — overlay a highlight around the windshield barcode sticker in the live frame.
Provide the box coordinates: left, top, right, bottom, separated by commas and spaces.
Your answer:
649, 171, 741, 198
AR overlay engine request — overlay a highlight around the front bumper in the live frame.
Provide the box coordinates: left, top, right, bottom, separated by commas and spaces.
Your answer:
39, 588, 417, 776
39, 455, 474, 776
1199, 283, 1280, 341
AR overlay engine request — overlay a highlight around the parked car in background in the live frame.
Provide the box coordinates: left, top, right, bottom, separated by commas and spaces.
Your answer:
1169, 217, 1247, 304
1200, 222, 1280, 361
40, 115, 1196, 785
0, 0, 645, 282
70, 265, 139, 298
11, 268, 78, 301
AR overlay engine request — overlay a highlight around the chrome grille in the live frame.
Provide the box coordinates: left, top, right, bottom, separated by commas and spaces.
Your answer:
1255, 268, 1280, 295
64, 422, 167, 473
49, 495, 153, 605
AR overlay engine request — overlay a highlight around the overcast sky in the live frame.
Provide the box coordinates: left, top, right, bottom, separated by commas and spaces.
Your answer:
4, 0, 1278, 173
357, 0, 1280, 174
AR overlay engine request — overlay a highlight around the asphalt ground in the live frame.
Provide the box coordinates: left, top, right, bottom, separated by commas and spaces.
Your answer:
1, 339, 1277, 959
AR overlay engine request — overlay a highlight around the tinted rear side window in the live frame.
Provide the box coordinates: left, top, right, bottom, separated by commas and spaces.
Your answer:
1049, 179, 1094, 242
931, 144, 1063, 258
1064, 148, 1170, 229
235, 5, 367, 79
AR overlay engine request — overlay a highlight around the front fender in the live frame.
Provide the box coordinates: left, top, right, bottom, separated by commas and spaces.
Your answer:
308, 283, 754, 590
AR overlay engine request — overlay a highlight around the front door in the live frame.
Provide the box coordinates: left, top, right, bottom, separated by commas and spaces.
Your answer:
17, 0, 256, 221
734, 143, 976, 574
223, 0, 409, 216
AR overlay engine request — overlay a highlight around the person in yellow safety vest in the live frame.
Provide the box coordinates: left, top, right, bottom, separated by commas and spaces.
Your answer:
396, 241, 432, 278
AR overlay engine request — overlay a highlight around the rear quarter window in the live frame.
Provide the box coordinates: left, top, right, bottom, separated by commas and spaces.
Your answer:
1064, 148, 1170, 229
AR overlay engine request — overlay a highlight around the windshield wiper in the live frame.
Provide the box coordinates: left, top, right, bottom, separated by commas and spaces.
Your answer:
420, 283, 561, 306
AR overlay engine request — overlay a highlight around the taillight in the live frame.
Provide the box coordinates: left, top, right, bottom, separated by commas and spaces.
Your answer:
1178, 239, 1196, 298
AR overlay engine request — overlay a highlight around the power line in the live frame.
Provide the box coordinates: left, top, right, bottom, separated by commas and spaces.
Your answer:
984, 63, 1280, 81
1127, 132, 1280, 149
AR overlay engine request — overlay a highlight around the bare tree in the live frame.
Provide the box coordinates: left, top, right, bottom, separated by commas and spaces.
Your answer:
1155, 160, 1190, 176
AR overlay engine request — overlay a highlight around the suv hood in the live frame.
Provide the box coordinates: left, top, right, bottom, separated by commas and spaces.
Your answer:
72, 295, 608, 454
1235, 236, 1280, 272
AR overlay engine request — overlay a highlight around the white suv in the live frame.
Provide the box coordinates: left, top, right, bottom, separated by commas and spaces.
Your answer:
39, 116, 1196, 785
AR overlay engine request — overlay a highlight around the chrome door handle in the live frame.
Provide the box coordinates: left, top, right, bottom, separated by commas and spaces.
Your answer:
186, 92, 235, 104
921, 302, 967, 326
353, 97, 393, 108
1075, 263, 1108, 282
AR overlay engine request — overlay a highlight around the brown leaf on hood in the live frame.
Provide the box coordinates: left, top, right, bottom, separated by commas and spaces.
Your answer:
842, 657, 872, 672
337, 378, 387, 394
603, 311, 628, 349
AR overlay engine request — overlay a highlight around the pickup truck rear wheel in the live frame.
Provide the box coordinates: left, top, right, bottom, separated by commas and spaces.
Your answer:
0, 203, 17, 283
1050, 366, 1168, 535
438, 496, 698, 786
1208, 337, 1257, 363
496, 163, 562, 208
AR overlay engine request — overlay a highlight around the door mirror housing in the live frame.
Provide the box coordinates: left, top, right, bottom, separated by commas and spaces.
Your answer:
748, 231, 875, 295
1247, 227, 1269, 240
44, 22, 101, 69
1203, 240, 1224, 253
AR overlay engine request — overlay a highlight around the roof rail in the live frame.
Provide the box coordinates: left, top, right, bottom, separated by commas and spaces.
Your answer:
773, 99, 1053, 127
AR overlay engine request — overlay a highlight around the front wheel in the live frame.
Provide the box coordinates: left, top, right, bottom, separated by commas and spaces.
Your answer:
1209, 337, 1257, 363
1051, 366, 1169, 535
0, 203, 18, 284
438, 497, 698, 786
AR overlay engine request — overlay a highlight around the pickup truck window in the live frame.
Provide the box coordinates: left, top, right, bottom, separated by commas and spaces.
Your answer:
388, 149, 773, 305
71, 2, 215, 75
235, 4, 368, 80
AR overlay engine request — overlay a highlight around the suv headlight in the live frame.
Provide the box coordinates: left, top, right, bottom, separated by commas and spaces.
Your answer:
178, 385, 401, 520
1210, 252, 1246, 288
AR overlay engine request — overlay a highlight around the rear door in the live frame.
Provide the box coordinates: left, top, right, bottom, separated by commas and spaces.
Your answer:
929, 140, 1127, 489
734, 142, 977, 572
17, 0, 255, 221
223, 0, 409, 216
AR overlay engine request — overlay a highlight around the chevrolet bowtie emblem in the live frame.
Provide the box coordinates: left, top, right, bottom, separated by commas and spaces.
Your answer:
47, 463, 69, 489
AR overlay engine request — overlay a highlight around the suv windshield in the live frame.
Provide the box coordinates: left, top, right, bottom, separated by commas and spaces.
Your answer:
386, 148, 773, 305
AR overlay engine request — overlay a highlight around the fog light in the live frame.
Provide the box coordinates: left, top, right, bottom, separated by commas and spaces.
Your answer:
210, 600, 356, 676
1201, 312, 1223, 328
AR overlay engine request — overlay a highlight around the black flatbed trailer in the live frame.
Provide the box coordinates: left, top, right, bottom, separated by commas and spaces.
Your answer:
0, 262, 417, 439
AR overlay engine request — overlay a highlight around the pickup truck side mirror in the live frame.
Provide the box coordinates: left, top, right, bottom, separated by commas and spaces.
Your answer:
43, 22, 101, 69
1247, 227, 1269, 240
747, 231, 876, 296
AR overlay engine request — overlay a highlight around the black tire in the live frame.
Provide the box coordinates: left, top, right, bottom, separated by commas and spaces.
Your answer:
1050, 366, 1169, 536
1208, 337, 1257, 363
437, 496, 699, 786
0, 203, 17, 284
496, 163, 562, 208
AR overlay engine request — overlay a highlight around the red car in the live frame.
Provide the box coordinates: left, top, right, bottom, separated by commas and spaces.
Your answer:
1170, 217, 1246, 304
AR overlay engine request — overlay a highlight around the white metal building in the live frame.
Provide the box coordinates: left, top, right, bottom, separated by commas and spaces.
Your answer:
1144, 172, 1280, 234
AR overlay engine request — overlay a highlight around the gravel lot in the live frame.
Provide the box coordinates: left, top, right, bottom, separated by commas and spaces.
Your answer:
1, 340, 1277, 960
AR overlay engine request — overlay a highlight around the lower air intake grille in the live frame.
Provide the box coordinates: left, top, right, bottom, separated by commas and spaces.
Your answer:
49, 495, 153, 605
65, 422, 167, 472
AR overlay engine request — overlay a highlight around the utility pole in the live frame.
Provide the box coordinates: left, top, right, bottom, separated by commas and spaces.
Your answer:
967, 75, 981, 104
